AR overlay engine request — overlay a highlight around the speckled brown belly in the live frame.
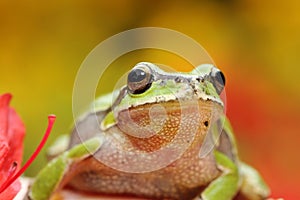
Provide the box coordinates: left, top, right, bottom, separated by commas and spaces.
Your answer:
68, 149, 220, 200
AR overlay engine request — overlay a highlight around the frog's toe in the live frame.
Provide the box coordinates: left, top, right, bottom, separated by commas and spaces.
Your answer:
192, 196, 202, 200
239, 162, 270, 199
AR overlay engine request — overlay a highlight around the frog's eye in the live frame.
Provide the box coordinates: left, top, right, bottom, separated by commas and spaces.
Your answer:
211, 69, 225, 94
127, 66, 153, 94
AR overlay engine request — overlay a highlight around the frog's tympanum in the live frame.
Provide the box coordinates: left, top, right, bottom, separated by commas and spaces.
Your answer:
30, 62, 270, 200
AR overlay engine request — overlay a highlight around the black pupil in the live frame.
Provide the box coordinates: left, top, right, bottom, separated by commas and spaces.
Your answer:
128, 69, 146, 82
216, 71, 225, 86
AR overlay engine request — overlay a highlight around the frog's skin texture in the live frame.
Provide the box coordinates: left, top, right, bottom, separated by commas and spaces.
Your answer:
30, 62, 270, 200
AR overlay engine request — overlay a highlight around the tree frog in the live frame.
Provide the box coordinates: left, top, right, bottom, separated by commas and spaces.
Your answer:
29, 62, 270, 200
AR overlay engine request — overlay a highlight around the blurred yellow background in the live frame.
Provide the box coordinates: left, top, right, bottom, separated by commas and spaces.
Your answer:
0, 1, 299, 199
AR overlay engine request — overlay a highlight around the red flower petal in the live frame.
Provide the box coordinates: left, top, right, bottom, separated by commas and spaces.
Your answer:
0, 94, 11, 137
0, 181, 20, 200
0, 93, 25, 199
0, 93, 56, 199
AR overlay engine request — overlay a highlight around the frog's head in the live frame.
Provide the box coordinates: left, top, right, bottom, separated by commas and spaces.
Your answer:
106, 62, 225, 152
117, 62, 225, 109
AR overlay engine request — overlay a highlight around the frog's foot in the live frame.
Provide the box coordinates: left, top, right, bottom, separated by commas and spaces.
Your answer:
29, 136, 104, 200
197, 151, 239, 200
239, 162, 270, 200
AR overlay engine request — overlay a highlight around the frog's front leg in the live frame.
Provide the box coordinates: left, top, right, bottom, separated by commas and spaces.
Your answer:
29, 137, 104, 200
197, 151, 239, 200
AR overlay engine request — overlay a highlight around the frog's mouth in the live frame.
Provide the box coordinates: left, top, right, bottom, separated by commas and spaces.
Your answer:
113, 80, 223, 114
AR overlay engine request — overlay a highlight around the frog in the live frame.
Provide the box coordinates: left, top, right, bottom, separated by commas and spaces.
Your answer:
29, 62, 270, 200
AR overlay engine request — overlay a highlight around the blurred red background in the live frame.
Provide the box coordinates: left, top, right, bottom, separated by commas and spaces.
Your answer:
0, 1, 299, 199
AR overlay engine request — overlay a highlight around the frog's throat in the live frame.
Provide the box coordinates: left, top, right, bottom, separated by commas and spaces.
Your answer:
101, 98, 224, 132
